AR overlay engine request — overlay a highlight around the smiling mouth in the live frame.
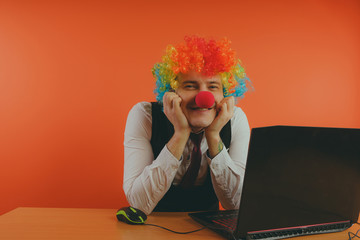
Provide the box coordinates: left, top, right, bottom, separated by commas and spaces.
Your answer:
191, 107, 213, 111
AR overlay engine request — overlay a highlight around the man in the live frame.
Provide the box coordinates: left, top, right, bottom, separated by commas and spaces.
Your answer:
123, 36, 252, 215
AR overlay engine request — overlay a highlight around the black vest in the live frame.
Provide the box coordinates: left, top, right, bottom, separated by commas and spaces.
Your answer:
150, 102, 231, 212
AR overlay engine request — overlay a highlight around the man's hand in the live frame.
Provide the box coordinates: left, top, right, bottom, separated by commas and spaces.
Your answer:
205, 96, 235, 158
163, 92, 191, 135
163, 92, 191, 160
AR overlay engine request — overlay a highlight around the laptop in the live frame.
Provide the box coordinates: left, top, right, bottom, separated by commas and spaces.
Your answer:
189, 125, 360, 240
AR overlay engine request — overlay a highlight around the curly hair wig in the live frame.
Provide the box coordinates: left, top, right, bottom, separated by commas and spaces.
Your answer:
152, 35, 252, 102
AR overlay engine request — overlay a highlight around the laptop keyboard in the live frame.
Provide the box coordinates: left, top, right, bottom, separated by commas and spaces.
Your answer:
210, 211, 238, 231
212, 217, 237, 231
200, 211, 351, 240
190, 210, 352, 240
246, 221, 352, 240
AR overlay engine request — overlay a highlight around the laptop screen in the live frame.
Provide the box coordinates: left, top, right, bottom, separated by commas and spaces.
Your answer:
234, 126, 360, 238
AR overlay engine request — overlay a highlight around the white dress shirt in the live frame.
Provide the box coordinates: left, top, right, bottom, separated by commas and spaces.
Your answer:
123, 102, 250, 215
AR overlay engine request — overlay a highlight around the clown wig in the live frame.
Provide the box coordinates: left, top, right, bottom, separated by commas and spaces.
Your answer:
152, 35, 252, 102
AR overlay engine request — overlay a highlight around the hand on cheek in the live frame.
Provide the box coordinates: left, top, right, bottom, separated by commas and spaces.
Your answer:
205, 96, 234, 158
163, 92, 191, 135
163, 92, 191, 160
207, 96, 235, 135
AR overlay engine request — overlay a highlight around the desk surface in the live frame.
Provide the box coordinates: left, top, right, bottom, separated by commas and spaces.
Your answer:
0, 207, 359, 240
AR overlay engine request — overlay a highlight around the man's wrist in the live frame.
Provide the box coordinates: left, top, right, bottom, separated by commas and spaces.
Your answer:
166, 130, 190, 160
206, 133, 223, 159
173, 128, 191, 141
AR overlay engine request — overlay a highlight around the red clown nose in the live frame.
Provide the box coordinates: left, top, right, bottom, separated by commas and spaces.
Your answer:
195, 91, 215, 108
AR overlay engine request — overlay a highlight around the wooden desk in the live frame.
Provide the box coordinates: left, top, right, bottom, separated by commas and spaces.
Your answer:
0, 207, 359, 240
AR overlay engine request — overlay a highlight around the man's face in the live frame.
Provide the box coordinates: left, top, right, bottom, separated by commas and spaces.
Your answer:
176, 70, 224, 133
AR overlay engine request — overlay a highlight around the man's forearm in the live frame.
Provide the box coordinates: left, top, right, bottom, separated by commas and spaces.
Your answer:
166, 130, 190, 160
206, 132, 223, 159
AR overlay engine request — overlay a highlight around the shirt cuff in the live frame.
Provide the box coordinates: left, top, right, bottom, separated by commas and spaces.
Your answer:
206, 147, 242, 176
205, 146, 227, 164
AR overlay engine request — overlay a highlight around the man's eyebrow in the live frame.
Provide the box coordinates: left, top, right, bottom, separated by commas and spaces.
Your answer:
180, 80, 221, 85
208, 81, 221, 85
181, 80, 197, 84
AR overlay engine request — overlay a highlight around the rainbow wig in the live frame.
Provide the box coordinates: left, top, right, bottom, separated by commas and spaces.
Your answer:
152, 35, 252, 102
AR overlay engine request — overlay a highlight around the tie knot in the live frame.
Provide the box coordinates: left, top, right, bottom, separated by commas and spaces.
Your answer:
190, 132, 203, 146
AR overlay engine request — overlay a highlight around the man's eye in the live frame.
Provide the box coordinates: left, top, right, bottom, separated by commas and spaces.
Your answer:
209, 85, 219, 89
184, 85, 195, 89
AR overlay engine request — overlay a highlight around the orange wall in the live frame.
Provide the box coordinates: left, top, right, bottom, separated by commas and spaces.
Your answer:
0, 0, 359, 215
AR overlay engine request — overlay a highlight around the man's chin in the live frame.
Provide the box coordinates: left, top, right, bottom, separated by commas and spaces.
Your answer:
186, 113, 215, 133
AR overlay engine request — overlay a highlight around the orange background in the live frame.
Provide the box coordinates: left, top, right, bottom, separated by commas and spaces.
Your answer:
0, 0, 359, 215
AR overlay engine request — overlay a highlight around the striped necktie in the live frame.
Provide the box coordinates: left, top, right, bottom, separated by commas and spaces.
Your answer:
180, 132, 203, 189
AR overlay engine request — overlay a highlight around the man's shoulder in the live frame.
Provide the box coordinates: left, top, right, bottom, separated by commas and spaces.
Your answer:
127, 102, 153, 124
131, 101, 152, 114
233, 106, 246, 118
231, 106, 249, 131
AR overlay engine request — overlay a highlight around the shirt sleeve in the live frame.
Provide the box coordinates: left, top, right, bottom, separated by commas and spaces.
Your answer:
205, 107, 250, 209
123, 102, 181, 215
